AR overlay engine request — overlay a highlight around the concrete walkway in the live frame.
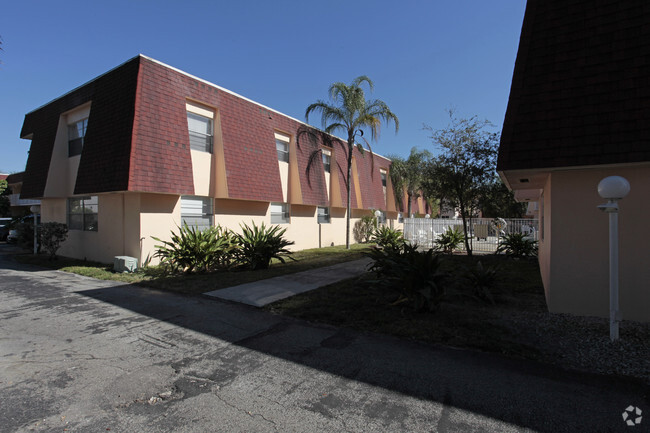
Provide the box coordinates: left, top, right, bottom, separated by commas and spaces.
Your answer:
204, 258, 372, 307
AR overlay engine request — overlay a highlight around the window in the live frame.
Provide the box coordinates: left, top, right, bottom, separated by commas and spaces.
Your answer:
322, 152, 331, 173
380, 170, 387, 187
376, 210, 386, 224
317, 207, 330, 223
276, 137, 289, 162
68, 118, 88, 157
187, 112, 213, 153
68, 196, 98, 231
181, 196, 213, 230
270, 202, 290, 224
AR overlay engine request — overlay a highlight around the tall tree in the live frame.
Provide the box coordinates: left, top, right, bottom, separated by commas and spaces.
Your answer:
423, 110, 499, 256
387, 147, 431, 217
306, 76, 399, 248
0, 179, 9, 217
479, 175, 527, 218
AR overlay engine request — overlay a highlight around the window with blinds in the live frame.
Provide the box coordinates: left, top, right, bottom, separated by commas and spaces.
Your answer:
181, 196, 213, 230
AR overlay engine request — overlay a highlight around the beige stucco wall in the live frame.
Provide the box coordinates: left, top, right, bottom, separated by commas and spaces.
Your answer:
190, 150, 212, 196
281, 205, 344, 250
42, 193, 138, 263
139, 193, 181, 264
212, 200, 382, 251
41, 192, 398, 266
43, 104, 91, 198
537, 175, 552, 307
542, 165, 650, 322
279, 161, 289, 202
214, 199, 269, 234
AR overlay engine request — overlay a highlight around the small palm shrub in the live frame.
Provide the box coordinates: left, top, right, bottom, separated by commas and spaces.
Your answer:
40, 222, 68, 259
465, 261, 498, 304
365, 243, 446, 312
235, 221, 295, 270
370, 226, 404, 250
353, 215, 377, 243
435, 227, 464, 254
496, 233, 538, 258
152, 223, 239, 273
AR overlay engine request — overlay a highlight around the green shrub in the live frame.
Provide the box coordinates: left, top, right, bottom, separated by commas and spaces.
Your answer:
365, 243, 446, 312
496, 233, 538, 258
435, 226, 465, 254
235, 221, 295, 270
370, 226, 404, 250
465, 261, 498, 304
16, 220, 39, 251
152, 223, 239, 273
39, 222, 68, 259
353, 215, 377, 243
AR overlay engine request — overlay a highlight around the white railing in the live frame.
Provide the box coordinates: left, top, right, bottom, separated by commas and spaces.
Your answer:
403, 217, 539, 253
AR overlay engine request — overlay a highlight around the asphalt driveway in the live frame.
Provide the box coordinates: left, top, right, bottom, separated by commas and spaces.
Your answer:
0, 251, 647, 432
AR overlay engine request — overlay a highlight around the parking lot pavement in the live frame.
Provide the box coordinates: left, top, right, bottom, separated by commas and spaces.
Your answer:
1, 253, 647, 432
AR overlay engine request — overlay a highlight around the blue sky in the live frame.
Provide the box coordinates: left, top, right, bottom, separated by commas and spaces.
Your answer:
0, 0, 526, 174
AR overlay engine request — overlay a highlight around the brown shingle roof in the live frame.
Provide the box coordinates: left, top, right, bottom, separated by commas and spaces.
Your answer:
19, 55, 390, 209
21, 57, 140, 198
498, 0, 650, 172
5, 172, 23, 185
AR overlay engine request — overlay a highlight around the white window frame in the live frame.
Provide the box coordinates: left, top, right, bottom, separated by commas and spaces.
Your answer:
187, 111, 214, 153
322, 151, 331, 173
380, 169, 387, 187
270, 202, 290, 224
181, 196, 213, 230
68, 196, 98, 231
68, 118, 88, 157
317, 206, 330, 224
275, 133, 290, 162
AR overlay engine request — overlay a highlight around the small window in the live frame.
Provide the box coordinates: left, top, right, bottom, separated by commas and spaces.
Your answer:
276, 138, 289, 162
181, 196, 213, 230
380, 170, 387, 187
376, 210, 386, 224
68, 196, 98, 231
322, 153, 331, 173
68, 118, 88, 157
317, 207, 330, 224
270, 202, 290, 224
187, 112, 213, 153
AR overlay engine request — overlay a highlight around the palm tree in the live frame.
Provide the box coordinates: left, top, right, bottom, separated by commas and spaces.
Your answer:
387, 147, 431, 218
306, 76, 398, 248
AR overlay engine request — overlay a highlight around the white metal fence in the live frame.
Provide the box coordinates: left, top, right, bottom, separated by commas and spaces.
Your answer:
403, 217, 539, 253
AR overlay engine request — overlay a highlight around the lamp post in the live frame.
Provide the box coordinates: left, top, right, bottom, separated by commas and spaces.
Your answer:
597, 176, 630, 342
30, 205, 41, 255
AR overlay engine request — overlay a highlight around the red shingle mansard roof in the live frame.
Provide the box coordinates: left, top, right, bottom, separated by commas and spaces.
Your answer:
498, 0, 650, 172
19, 55, 391, 211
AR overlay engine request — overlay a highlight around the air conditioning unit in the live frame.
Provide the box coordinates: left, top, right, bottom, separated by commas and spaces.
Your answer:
114, 256, 138, 273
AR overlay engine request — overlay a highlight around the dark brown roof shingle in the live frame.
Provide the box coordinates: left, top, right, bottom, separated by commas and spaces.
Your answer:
498, 0, 650, 172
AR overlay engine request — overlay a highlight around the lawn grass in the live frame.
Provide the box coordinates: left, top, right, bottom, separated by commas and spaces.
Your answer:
14, 243, 371, 295
265, 254, 547, 359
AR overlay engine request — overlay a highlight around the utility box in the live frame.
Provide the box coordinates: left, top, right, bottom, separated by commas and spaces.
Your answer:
474, 224, 489, 241
114, 256, 138, 273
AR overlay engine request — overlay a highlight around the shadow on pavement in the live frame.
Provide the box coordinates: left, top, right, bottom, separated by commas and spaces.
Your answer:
69, 278, 649, 433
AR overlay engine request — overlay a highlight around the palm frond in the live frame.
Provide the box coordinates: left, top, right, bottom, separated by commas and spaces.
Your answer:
305, 148, 324, 187
324, 122, 347, 137
351, 75, 374, 92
